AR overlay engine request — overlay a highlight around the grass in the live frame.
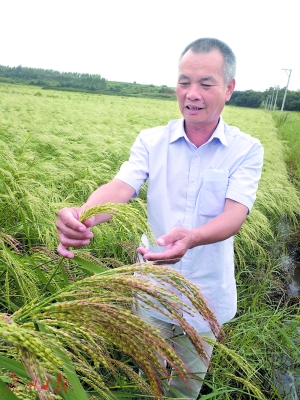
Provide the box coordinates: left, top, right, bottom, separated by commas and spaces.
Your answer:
0, 83, 299, 398
272, 111, 300, 190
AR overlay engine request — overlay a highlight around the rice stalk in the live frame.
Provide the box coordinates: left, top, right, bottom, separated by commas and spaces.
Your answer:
224, 373, 266, 399
0, 246, 40, 308
79, 202, 156, 246
7, 262, 223, 398
2, 262, 266, 398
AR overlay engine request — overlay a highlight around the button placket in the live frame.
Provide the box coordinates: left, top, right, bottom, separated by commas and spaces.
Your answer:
183, 150, 201, 228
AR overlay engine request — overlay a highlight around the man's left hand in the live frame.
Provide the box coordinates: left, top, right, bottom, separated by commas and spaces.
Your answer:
137, 227, 194, 265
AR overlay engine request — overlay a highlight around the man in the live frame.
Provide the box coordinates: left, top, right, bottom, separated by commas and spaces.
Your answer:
56, 38, 264, 399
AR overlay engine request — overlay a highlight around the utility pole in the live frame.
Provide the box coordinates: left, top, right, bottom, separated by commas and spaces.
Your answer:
270, 88, 275, 111
265, 96, 269, 110
280, 69, 292, 113
273, 86, 279, 111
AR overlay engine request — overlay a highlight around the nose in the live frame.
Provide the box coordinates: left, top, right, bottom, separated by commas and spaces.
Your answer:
187, 84, 202, 101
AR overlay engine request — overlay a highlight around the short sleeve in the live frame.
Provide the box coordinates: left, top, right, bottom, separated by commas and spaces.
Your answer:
115, 134, 149, 197
226, 141, 264, 212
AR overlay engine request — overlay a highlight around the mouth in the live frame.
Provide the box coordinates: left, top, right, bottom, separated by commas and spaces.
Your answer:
186, 106, 203, 110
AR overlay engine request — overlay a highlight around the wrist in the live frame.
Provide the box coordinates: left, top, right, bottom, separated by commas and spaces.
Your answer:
189, 227, 203, 249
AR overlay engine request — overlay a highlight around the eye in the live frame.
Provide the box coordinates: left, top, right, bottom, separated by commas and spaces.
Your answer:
179, 82, 189, 87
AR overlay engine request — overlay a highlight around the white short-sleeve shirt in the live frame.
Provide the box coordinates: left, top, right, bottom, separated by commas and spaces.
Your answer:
115, 116, 264, 332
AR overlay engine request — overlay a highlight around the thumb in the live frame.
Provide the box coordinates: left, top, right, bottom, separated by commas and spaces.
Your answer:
157, 228, 189, 247
157, 231, 179, 246
156, 237, 166, 246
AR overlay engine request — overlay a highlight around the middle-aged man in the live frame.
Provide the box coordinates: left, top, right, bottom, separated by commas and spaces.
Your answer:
56, 38, 264, 399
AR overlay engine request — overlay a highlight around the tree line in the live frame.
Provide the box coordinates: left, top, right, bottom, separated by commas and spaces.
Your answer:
0, 65, 176, 100
228, 88, 300, 111
0, 64, 299, 110
0, 65, 106, 91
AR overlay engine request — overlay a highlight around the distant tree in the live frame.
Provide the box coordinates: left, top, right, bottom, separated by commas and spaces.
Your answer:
264, 88, 300, 111
158, 85, 175, 95
0, 65, 106, 92
228, 90, 263, 108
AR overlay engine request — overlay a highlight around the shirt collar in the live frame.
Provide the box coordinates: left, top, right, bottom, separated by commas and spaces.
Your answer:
169, 116, 228, 147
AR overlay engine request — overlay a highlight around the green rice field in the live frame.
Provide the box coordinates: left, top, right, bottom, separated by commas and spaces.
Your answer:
0, 82, 299, 399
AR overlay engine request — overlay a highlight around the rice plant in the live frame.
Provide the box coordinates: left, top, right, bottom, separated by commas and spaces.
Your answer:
0, 83, 300, 398
273, 111, 300, 189
1, 258, 270, 399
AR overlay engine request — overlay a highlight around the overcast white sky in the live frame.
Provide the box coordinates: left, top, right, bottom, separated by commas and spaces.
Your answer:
0, 0, 299, 92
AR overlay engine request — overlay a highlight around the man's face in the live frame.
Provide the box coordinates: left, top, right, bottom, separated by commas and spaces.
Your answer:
176, 49, 235, 130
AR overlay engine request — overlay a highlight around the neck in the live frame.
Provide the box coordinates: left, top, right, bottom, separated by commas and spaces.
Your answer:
184, 119, 219, 147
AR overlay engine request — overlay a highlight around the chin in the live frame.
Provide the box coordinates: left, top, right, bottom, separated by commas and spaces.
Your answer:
185, 116, 206, 125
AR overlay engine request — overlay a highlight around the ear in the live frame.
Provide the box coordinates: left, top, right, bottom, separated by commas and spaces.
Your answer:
225, 78, 235, 102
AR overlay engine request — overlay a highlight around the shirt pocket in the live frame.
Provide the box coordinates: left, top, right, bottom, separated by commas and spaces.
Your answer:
199, 169, 229, 217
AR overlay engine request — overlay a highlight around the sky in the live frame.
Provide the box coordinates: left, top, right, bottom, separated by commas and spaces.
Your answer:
0, 0, 299, 92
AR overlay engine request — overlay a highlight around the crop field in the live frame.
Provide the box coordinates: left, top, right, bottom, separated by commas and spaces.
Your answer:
0, 82, 299, 399
273, 111, 300, 190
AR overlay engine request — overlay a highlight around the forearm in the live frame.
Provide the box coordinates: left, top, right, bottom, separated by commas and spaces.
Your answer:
138, 199, 248, 263
190, 205, 247, 248
80, 179, 136, 226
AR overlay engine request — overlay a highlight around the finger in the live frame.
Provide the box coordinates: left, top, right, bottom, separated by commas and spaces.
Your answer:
57, 243, 75, 258
57, 230, 92, 248
157, 227, 190, 247
56, 208, 89, 232
138, 248, 182, 263
137, 247, 152, 263
153, 258, 182, 265
56, 218, 88, 234
137, 247, 149, 256
82, 218, 93, 228
57, 224, 94, 241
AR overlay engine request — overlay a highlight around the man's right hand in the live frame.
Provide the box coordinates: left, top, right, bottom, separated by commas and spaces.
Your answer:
56, 207, 94, 258
56, 180, 136, 258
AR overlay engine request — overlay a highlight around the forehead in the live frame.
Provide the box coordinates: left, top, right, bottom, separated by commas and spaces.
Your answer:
178, 49, 225, 78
